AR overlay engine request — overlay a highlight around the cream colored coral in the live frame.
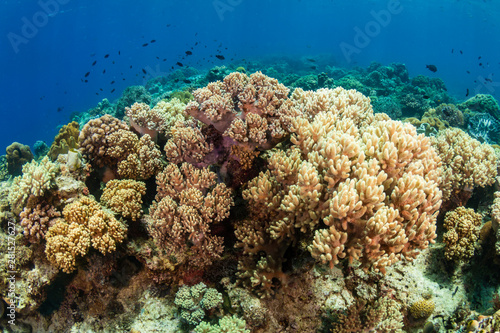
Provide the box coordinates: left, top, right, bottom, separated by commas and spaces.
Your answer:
117, 134, 163, 180
432, 127, 497, 201
8, 156, 59, 214
101, 179, 146, 221
45, 196, 126, 273
239, 89, 442, 280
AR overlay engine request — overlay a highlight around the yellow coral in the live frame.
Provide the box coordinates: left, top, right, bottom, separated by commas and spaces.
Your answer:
409, 298, 435, 319
45, 196, 126, 273
101, 179, 146, 221
48, 121, 80, 160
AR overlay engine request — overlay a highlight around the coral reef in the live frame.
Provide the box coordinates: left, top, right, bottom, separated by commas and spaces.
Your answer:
467, 112, 500, 144
194, 315, 249, 333
20, 203, 61, 243
459, 94, 500, 121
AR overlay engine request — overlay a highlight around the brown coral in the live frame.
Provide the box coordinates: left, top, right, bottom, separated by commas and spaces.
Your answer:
443, 207, 482, 262
20, 203, 61, 243
48, 121, 80, 160
6, 142, 33, 175
143, 163, 233, 280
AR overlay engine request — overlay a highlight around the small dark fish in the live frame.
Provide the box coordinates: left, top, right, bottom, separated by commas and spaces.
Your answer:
40, 96, 45, 100
92, 60, 97, 66
479, 63, 483, 66
111, 88, 115, 93
156, 56, 160, 59
195, 42, 199, 46
122, 78, 126, 81
100, 88, 103, 91
104, 54, 109, 58
186, 51, 192, 55
460, 50, 463, 54
112, 61, 115, 64
84, 79, 88, 83
466, 88, 469, 97
96, 93, 99, 95
478, 56, 482, 60
171, 66, 174, 69
57, 106, 64, 112
306, 58, 316, 62
215, 55, 225, 60
142, 68, 147, 74
485, 78, 493, 83
163, 58, 167, 61
151, 39, 156, 43
423, 95, 430, 99
118, 50, 121, 55
130, 65, 133, 69
451, 48, 454, 53
85, 72, 90, 77
176, 62, 183, 67
142, 43, 149, 47
103, 69, 106, 74
167, 24, 171, 27
466, 70, 470, 74
111, 81, 115, 84
183, 79, 192, 83
310, 66, 317, 70
426, 64, 437, 72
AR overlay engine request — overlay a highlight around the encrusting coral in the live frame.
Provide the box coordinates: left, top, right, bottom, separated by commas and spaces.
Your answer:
236, 87, 442, 296
431, 127, 497, 203
442, 206, 482, 262
101, 179, 146, 221
45, 195, 127, 273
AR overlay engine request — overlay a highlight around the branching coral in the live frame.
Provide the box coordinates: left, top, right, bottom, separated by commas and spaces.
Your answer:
442, 207, 482, 262
8, 156, 59, 215
144, 163, 233, 277
101, 179, 146, 221
237, 87, 442, 296
174, 282, 223, 326
431, 127, 497, 202
45, 196, 127, 273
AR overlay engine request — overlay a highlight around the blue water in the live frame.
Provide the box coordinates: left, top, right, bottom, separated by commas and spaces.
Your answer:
1, 0, 499, 152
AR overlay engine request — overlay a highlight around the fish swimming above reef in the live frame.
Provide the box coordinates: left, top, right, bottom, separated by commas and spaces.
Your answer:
426, 64, 437, 72
215, 55, 225, 60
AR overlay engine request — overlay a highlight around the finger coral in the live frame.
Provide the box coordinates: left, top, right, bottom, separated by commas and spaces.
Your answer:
432, 127, 497, 203
101, 179, 146, 221
237, 87, 442, 296
20, 203, 61, 243
45, 196, 127, 273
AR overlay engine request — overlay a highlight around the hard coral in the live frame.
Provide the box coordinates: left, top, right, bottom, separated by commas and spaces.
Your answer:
48, 121, 80, 161
6, 142, 33, 176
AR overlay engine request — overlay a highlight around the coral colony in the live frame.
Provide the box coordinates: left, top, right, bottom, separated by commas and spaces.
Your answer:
2, 62, 500, 332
